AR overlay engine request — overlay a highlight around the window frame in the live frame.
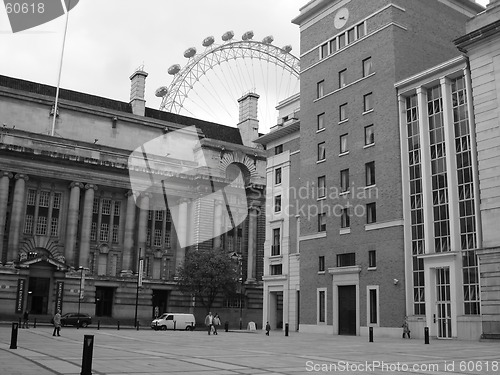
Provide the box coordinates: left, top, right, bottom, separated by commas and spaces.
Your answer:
317, 80, 325, 98
274, 144, 283, 155
339, 103, 348, 122
274, 167, 282, 185
340, 169, 349, 193
366, 202, 377, 224
363, 57, 372, 77
341, 207, 350, 229
318, 142, 326, 161
364, 124, 375, 146
363, 92, 373, 112
319, 256, 325, 272
340, 133, 348, 154
317, 112, 325, 131
365, 161, 376, 186
274, 195, 282, 213
339, 69, 347, 88
368, 250, 377, 268
318, 212, 327, 232
317, 175, 326, 199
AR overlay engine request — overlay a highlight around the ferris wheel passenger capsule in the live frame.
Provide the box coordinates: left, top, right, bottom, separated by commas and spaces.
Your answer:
202, 36, 215, 47
281, 45, 293, 53
242, 31, 254, 40
155, 86, 168, 97
222, 30, 234, 41
168, 64, 181, 75
184, 47, 197, 58
262, 36, 274, 44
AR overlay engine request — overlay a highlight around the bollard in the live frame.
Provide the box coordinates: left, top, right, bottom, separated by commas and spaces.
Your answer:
117, 321, 120, 330
369, 326, 374, 342
97, 320, 100, 330
224, 321, 229, 332
424, 327, 429, 344
81, 335, 94, 375
285, 323, 289, 336
173, 321, 176, 330
10, 322, 19, 349
136, 320, 140, 331
34, 318, 37, 329
155, 321, 158, 331
18, 317, 22, 327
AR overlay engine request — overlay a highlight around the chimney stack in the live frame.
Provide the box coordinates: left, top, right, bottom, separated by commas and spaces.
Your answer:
129, 69, 148, 116
237, 92, 260, 147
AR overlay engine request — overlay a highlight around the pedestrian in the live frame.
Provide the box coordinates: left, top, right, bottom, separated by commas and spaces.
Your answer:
204, 311, 213, 335
265, 321, 271, 336
52, 310, 61, 337
212, 313, 221, 335
402, 316, 410, 339
23, 310, 29, 329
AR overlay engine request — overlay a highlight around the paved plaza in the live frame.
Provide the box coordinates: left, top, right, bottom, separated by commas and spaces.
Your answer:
0, 324, 499, 375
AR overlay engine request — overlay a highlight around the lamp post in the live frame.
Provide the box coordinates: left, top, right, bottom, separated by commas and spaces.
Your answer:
134, 248, 143, 328
77, 266, 89, 330
231, 252, 243, 330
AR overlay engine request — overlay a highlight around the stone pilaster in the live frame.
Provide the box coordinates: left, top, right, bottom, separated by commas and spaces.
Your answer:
136, 193, 150, 272
7, 174, 28, 262
65, 182, 83, 266
78, 184, 97, 268
122, 190, 137, 274
175, 198, 189, 271
246, 204, 258, 282
0, 171, 13, 263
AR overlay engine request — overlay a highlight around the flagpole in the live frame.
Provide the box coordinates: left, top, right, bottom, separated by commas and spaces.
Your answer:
50, 0, 71, 136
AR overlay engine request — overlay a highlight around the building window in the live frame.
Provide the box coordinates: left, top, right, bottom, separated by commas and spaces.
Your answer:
272, 228, 280, 256
165, 232, 171, 248
366, 203, 377, 224
274, 195, 281, 213
318, 212, 326, 232
154, 229, 162, 247
339, 69, 347, 88
90, 222, 97, 241
368, 250, 376, 268
224, 294, 245, 308
329, 38, 337, 54
340, 134, 348, 154
27, 189, 36, 206
320, 43, 328, 58
274, 144, 283, 155
347, 28, 355, 43
357, 22, 366, 38
368, 287, 378, 325
101, 199, 111, 215
317, 112, 325, 130
319, 256, 325, 272
363, 57, 372, 77
337, 252, 355, 267
270, 264, 282, 275
50, 217, 59, 237
338, 33, 346, 49
24, 215, 34, 234
339, 103, 348, 121
318, 176, 326, 199
24, 189, 62, 237
340, 169, 349, 193
363, 92, 373, 112
318, 142, 326, 161
318, 289, 326, 323
341, 208, 350, 228
317, 80, 324, 98
100, 223, 109, 242
365, 161, 375, 186
365, 125, 374, 145
112, 225, 119, 244
38, 191, 50, 207
275, 167, 282, 185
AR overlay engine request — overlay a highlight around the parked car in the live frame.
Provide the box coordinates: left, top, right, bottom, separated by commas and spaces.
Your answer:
60, 313, 92, 327
151, 313, 196, 331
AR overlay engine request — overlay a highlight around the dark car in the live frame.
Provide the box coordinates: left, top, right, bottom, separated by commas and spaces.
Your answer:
60, 313, 92, 327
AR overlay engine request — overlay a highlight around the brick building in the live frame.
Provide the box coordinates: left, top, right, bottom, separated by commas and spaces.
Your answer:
0, 71, 267, 327
290, 0, 483, 337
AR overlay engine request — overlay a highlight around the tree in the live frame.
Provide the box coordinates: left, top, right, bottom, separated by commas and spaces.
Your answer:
176, 247, 240, 313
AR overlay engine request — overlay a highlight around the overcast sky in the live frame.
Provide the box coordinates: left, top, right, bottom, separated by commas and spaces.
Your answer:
0, 0, 489, 132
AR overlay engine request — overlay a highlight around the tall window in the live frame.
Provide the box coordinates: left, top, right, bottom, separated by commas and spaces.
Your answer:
369, 288, 378, 324
337, 252, 355, 267
319, 256, 325, 272
318, 142, 326, 161
357, 23, 366, 38
318, 176, 326, 199
366, 203, 377, 224
363, 57, 373, 77
317, 112, 325, 130
340, 134, 348, 154
365, 161, 376, 186
318, 213, 326, 232
341, 208, 350, 228
339, 103, 348, 121
24, 189, 62, 237
274, 144, 283, 155
365, 124, 374, 145
368, 250, 376, 268
272, 228, 280, 256
317, 80, 324, 98
274, 195, 281, 213
271, 264, 282, 275
320, 43, 328, 58
340, 169, 349, 192
406, 94, 425, 315
318, 290, 326, 323
275, 167, 282, 185
363, 92, 373, 112
146, 208, 172, 249
339, 69, 347, 88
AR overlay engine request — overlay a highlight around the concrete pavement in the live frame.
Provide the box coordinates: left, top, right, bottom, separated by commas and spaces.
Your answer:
1, 324, 499, 374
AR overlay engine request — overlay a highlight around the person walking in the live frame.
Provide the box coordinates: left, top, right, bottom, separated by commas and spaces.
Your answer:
402, 316, 411, 339
52, 310, 62, 337
22, 311, 29, 329
265, 321, 271, 336
204, 311, 213, 335
212, 313, 221, 335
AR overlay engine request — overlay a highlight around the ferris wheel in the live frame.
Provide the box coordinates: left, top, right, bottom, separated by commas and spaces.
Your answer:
155, 30, 300, 130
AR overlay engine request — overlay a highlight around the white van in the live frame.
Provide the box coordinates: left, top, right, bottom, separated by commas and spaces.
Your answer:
151, 313, 196, 331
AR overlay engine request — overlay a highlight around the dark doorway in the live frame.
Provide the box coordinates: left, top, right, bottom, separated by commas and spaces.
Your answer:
28, 277, 50, 314
95, 287, 114, 317
338, 285, 356, 335
152, 290, 170, 318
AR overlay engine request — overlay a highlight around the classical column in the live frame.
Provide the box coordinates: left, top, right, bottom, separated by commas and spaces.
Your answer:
122, 190, 137, 274
246, 205, 258, 282
79, 184, 97, 268
213, 200, 223, 249
7, 174, 28, 262
175, 198, 189, 270
65, 182, 83, 266
136, 193, 150, 272
0, 172, 13, 263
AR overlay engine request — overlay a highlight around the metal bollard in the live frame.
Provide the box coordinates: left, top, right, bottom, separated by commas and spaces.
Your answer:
18, 317, 22, 327
424, 327, 429, 344
136, 320, 139, 331
97, 320, 100, 330
117, 321, 120, 330
224, 321, 229, 332
81, 335, 94, 375
155, 321, 158, 331
369, 326, 374, 342
173, 321, 176, 330
10, 322, 19, 349
285, 323, 289, 336
34, 318, 37, 329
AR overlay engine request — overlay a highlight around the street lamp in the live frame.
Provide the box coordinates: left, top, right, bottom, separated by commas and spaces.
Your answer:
134, 248, 143, 328
231, 252, 243, 330
77, 266, 89, 330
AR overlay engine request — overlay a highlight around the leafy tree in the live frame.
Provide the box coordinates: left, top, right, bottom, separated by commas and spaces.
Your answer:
176, 247, 240, 313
